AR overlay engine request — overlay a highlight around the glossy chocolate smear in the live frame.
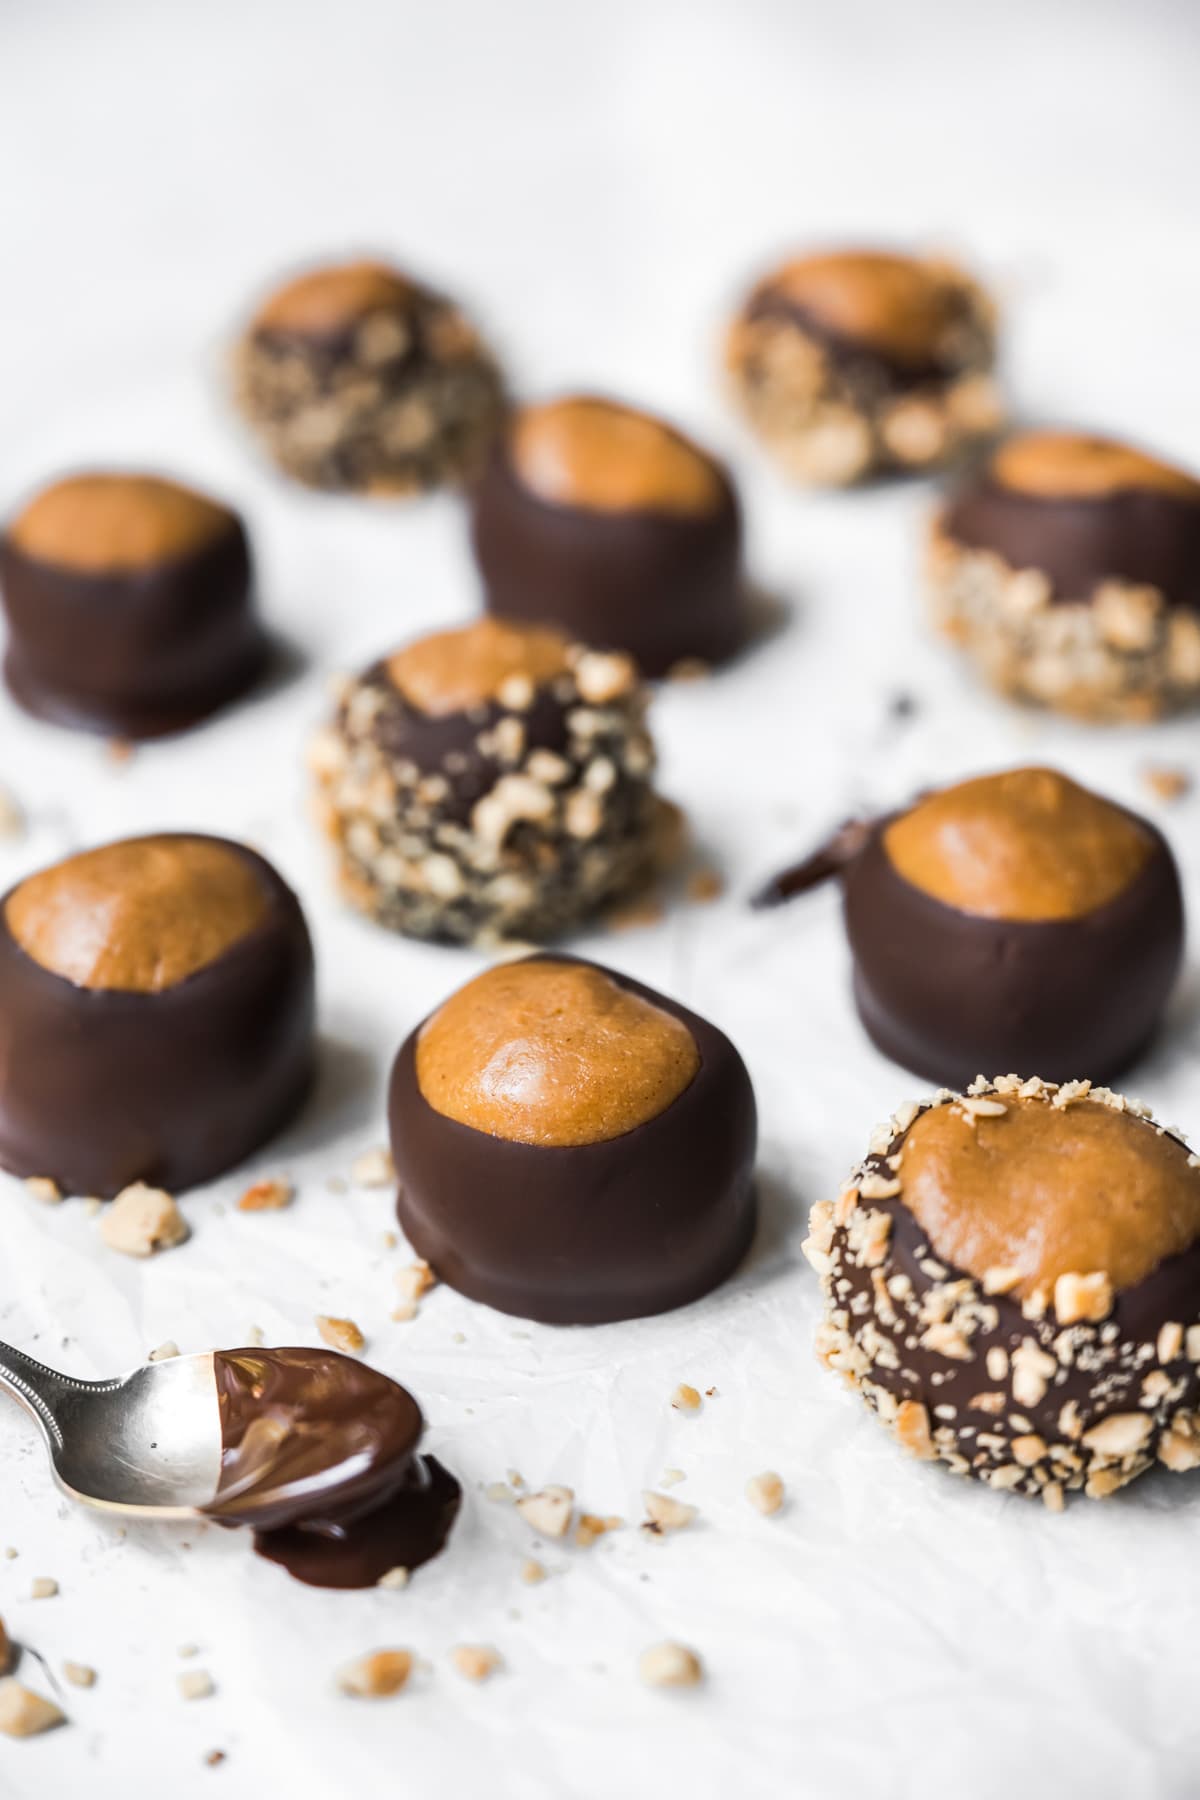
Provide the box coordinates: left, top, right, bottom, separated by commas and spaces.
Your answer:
206, 1348, 460, 1589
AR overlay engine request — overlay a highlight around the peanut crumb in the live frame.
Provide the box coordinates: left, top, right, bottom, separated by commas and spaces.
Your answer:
659, 1468, 685, 1488
575, 1513, 624, 1547
177, 1670, 214, 1701
450, 1644, 502, 1683
1141, 763, 1191, 804
642, 1491, 696, 1533
100, 1183, 188, 1257
515, 1485, 574, 1538
376, 1567, 409, 1591
0, 1679, 65, 1737
670, 1384, 702, 1414
237, 1177, 293, 1213
638, 1642, 703, 1689
351, 1148, 395, 1189
63, 1663, 96, 1689
745, 1471, 785, 1516
25, 1177, 62, 1205
520, 1559, 546, 1585
686, 868, 723, 904
148, 1342, 179, 1362
337, 1650, 413, 1698
30, 1578, 57, 1599
316, 1315, 365, 1355
395, 1260, 437, 1302
391, 1300, 418, 1323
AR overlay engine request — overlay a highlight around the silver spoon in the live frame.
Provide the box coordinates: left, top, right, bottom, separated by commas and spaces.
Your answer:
0, 1340, 221, 1518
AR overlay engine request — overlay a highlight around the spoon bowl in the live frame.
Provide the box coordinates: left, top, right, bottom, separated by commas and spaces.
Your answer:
0, 1341, 222, 1517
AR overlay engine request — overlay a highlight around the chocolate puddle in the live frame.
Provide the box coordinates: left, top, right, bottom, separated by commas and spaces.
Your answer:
205, 1347, 461, 1590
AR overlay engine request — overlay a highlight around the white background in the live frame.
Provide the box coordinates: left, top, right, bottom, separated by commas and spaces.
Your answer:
1, 1, 1200, 1796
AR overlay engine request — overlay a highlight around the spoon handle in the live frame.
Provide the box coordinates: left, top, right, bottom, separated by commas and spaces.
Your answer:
0, 1341, 95, 1448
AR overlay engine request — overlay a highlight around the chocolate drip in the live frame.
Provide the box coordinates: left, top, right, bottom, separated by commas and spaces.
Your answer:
751, 817, 871, 908
206, 1348, 461, 1591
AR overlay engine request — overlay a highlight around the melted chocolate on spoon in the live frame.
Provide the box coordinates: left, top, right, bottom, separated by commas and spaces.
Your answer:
205, 1347, 461, 1590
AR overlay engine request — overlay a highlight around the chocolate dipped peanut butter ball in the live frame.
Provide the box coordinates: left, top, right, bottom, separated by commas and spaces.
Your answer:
843, 767, 1183, 1089
233, 258, 505, 494
807, 1077, 1200, 1506
471, 395, 745, 677
0, 835, 314, 1197
0, 473, 266, 738
310, 618, 661, 945
928, 430, 1200, 719
725, 249, 1002, 485
389, 955, 757, 1323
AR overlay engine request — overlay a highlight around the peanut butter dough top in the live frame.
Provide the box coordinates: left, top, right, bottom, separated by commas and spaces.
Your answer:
385, 617, 571, 717
883, 767, 1153, 922
756, 250, 976, 366
6, 835, 268, 993
252, 259, 417, 336
510, 397, 725, 517
991, 431, 1200, 503
416, 958, 700, 1146
899, 1094, 1200, 1300
7, 474, 236, 575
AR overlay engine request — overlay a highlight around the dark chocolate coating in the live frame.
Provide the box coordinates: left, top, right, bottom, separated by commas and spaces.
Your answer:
839, 1120, 1200, 1477
941, 477, 1200, 609
470, 448, 745, 677
843, 814, 1183, 1089
0, 837, 315, 1196
363, 659, 571, 818
206, 1346, 461, 1590
388, 956, 757, 1324
0, 518, 268, 738
744, 289, 962, 393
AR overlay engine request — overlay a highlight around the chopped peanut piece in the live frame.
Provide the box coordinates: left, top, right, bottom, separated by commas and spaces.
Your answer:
237, 1178, 293, 1213
376, 1567, 409, 1590
30, 1578, 57, 1600
450, 1644, 502, 1683
0, 1679, 65, 1736
520, 1559, 546, 1585
642, 1491, 696, 1533
25, 1177, 62, 1205
745, 1471, 785, 1515
177, 1671, 214, 1701
316, 1316, 365, 1355
337, 1650, 413, 1697
670, 1384, 701, 1413
638, 1642, 703, 1689
515, 1485, 574, 1538
100, 1184, 188, 1257
351, 1148, 395, 1189
148, 1342, 179, 1362
575, 1513, 623, 1547
395, 1261, 437, 1302
63, 1663, 96, 1689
